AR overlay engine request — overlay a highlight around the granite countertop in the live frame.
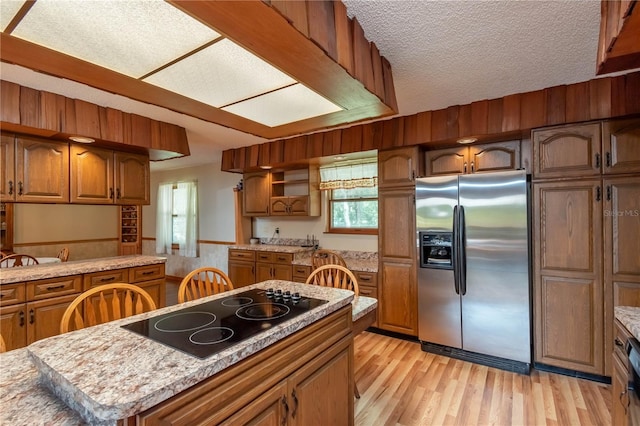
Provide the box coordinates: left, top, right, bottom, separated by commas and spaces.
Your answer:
615, 306, 640, 340
0, 255, 166, 285
0, 348, 86, 425
26, 280, 357, 424
229, 244, 379, 273
229, 243, 314, 254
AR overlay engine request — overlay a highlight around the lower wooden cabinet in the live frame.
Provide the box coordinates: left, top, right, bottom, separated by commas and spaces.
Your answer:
378, 187, 417, 336
0, 294, 79, 351
0, 264, 165, 350
228, 249, 256, 288
134, 306, 353, 425
613, 320, 633, 426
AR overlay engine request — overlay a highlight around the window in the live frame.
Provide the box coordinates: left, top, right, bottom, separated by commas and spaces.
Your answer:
156, 181, 198, 257
329, 186, 378, 233
320, 160, 378, 234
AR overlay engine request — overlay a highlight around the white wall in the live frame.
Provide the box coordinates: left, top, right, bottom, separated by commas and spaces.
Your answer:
144, 162, 240, 242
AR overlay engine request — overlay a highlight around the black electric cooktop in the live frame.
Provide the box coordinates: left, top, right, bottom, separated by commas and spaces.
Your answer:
122, 288, 328, 359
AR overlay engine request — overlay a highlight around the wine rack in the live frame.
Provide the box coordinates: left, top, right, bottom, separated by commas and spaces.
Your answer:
119, 205, 141, 255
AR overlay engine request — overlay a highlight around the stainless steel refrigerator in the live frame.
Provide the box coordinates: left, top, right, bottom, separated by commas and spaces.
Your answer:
415, 170, 531, 373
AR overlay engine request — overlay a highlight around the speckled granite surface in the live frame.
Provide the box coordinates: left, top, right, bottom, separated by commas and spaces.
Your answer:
229, 245, 379, 272
615, 306, 640, 340
26, 280, 356, 424
352, 295, 377, 322
229, 243, 314, 255
0, 255, 166, 285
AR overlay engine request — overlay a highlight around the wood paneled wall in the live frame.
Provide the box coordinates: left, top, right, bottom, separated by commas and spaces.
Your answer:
221, 71, 640, 173
0, 80, 190, 161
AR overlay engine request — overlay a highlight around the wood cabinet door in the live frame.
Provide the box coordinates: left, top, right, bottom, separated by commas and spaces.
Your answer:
287, 196, 309, 215
136, 278, 166, 309
424, 146, 466, 176
0, 133, 15, 201
269, 197, 289, 215
532, 122, 602, 179
288, 336, 353, 426
70, 145, 113, 203
378, 146, 418, 188
533, 180, 604, 374
219, 381, 288, 426
229, 261, 256, 287
0, 304, 26, 351
379, 260, 418, 336
378, 189, 416, 261
612, 355, 630, 426
603, 118, 640, 175
15, 136, 69, 202
26, 294, 78, 344
114, 152, 150, 205
256, 263, 274, 282
272, 264, 292, 281
468, 140, 521, 173
243, 172, 270, 216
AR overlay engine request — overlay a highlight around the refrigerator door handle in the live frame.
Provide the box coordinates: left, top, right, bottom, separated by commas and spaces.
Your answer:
452, 205, 460, 295
458, 206, 467, 296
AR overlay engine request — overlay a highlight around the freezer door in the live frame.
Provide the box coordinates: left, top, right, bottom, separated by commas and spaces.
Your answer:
458, 170, 531, 363
416, 176, 462, 347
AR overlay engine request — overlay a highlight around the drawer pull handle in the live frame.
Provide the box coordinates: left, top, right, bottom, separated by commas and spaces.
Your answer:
19, 310, 24, 327
361, 289, 372, 295
615, 337, 625, 347
142, 271, 155, 275
100, 277, 116, 282
46, 284, 65, 291
291, 389, 298, 418
29, 309, 35, 324
359, 276, 371, 281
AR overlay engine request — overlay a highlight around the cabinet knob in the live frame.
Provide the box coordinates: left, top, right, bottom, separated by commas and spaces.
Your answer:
615, 337, 625, 347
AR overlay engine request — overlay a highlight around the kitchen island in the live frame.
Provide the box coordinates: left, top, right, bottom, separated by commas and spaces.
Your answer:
9, 280, 370, 425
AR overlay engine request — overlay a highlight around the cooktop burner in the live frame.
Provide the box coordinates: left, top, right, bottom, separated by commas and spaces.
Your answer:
122, 288, 328, 359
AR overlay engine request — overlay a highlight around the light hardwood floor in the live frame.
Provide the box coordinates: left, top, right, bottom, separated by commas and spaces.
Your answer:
354, 331, 612, 426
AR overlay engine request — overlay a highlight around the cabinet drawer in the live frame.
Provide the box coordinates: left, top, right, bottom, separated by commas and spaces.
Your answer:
0, 283, 25, 306
255, 252, 275, 263
129, 264, 165, 283
84, 268, 129, 289
358, 285, 378, 299
292, 265, 311, 279
614, 319, 633, 367
26, 276, 82, 301
230, 249, 256, 262
273, 253, 293, 265
354, 271, 378, 287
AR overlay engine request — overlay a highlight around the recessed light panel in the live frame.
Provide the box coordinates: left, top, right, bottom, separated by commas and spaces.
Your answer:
0, 0, 26, 32
10, 0, 220, 78
223, 84, 343, 127
143, 39, 297, 108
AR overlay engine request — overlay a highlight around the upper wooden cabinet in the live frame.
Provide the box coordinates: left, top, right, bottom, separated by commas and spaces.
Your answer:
70, 145, 150, 205
242, 167, 320, 217
533, 122, 603, 179
597, 0, 640, 75
533, 119, 640, 179
378, 146, 419, 188
1, 134, 69, 203
602, 118, 640, 175
424, 141, 521, 176
242, 172, 270, 216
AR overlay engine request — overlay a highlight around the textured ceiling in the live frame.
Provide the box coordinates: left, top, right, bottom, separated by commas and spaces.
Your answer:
0, 1, 614, 171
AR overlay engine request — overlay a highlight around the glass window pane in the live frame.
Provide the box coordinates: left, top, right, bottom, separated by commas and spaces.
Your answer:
331, 200, 378, 229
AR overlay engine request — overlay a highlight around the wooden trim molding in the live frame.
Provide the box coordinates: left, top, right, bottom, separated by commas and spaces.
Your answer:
221, 71, 640, 172
13, 237, 118, 247
0, 80, 190, 161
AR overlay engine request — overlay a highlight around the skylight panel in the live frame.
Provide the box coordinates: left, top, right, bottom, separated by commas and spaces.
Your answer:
143, 39, 298, 108
222, 84, 343, 127
10, 0, 221, 78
